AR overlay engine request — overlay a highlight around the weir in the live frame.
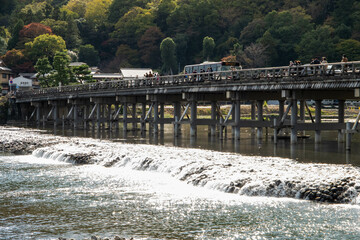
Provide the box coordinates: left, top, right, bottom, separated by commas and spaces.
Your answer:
15, 61, 360, 150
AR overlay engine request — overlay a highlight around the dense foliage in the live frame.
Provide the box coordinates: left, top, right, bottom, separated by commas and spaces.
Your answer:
0, 0, 359, 75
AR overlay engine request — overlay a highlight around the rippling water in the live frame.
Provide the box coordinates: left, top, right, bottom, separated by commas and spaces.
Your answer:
1, 153, 360, 239
2, 126, 360, 239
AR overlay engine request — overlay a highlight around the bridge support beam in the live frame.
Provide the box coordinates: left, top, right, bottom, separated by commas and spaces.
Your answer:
210, 101, 217, 136
160, 103, 164, 132
299, 100, 305, 136
153, 101, 159, 134
123, 103, 128, 132
291, 99, 298, 144
132, 103, 137, 130
315, 100, 322, 143
257, 100, 263, 139
173, 102, 181, 136
338, 100, 345, 143
251, 101, 256, 134
234, 100, 241, 140
190, 101, 197, 137
141, 103, 146, 133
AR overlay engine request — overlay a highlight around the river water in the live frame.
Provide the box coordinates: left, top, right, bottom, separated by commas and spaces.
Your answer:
1, 126, 360, 239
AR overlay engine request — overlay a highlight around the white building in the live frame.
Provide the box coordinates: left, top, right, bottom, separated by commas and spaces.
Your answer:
11, 75, 32, 91
120, 68, 153, 79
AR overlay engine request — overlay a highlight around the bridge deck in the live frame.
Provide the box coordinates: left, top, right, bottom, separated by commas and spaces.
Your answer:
15, 61, 360, 103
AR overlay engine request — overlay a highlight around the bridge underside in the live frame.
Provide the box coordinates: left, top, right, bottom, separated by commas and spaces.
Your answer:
17, 86, 360, 151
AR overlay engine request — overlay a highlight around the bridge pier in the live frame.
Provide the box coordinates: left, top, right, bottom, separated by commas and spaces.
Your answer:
234, 98, 241, 140
190, 100, 197, 137
338, 100, 345, 143
257, 100, 264, 139
141, 102, 146, 133
251, 101, 256, 134
173, 101, 181, 136
210, 101, 217, 136
132, 103, 137, 130
315, 100, 322, 143
123, 102, 128, 132
291, 99, 298, 144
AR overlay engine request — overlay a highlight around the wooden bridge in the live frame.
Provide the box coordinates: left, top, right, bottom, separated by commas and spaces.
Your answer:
15, 61, 360, 149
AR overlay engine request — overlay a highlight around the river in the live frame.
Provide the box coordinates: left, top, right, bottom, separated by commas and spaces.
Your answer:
1, 126, 360, 239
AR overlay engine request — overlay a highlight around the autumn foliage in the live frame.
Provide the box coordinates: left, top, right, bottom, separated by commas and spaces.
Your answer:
19, 23, 52, 40
17, 23, 52, 48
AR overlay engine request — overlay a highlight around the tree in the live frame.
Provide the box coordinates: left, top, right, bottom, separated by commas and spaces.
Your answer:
85, 0, 113, 27
7, 19, 24, 50
2, 49, 34, 74
203, 36, 215, 61
241, 43, 268, 68
78, 44, 99, 66
41, 19, 68, 38
34, 57, 53, 87
64, 16, 81, 49
160, 37, 177, 75
51, 51, 71, 86
25, 34, 66, 62
17, 23, 53, 49
2, 49, 25, 69
296, 25, 337, 63
336, 39, 360, 61
155, 0, 177, 32
258, 7, 313, 66
112, 7, 155, 48
138, 26, 164, 68
108, 0, 147, 23
71, 64, 93, 84
64, 0, 91, 18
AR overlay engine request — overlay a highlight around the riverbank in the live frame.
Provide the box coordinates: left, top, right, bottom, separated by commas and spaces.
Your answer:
1, 126, 360, 204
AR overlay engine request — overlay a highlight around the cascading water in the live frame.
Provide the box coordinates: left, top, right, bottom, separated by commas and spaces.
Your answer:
31, 137, 360, 204
2, 126, 360, 239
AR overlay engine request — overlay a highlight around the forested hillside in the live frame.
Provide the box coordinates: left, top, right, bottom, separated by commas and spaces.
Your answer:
0, 0, 360, 75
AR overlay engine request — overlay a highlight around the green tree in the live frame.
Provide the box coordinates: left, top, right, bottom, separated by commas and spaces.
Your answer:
25, 34, 66, 62
155, 0, 177, 32
51, 51, 71, 86
64, 0, 90, 18
336, 39, 360, 61
34, 57, 53, 87
78, 44, 99, 66
85, 0, 112, 27
71, 64, 93, 84
258, 7, 313, 66
108, 0, 147, 23
64, 16, 81, 49
41, 18, 68, 38
160, 37, 177, 75
202, 36, 215, 61
112, 7, 155, 48
296, 25, 336, 63
7, 19, 24, 50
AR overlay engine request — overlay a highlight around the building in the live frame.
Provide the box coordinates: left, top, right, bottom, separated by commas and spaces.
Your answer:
120, 68, 153, 79
19, 73, 40, 89
0, 60, 13, 95
91, 73, 123, 82
11, 75, 33, 91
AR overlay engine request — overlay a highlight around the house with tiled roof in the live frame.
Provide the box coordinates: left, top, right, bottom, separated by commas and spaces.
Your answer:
0, 60, 14, 95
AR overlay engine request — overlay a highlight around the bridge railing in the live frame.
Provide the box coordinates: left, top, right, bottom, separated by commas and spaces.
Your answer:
16, 61, 360, 99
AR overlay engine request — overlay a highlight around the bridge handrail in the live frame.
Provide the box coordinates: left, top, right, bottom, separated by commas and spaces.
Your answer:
16, 61, 360, 99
